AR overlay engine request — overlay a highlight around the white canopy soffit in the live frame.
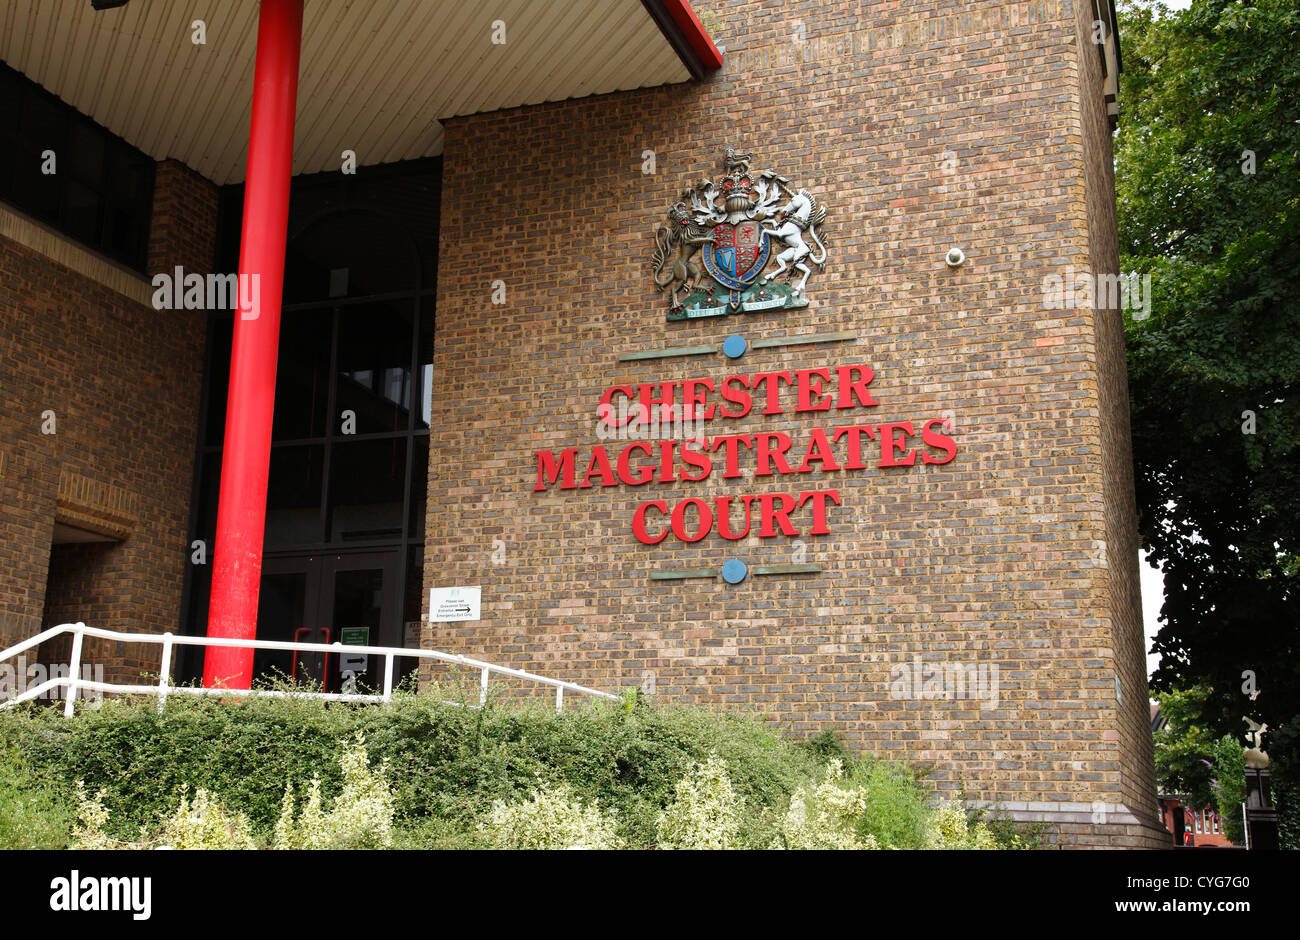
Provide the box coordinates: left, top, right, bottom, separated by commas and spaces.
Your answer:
0, 0, 701, 184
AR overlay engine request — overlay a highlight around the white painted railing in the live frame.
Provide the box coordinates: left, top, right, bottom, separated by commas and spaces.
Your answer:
0, 622, 619, 716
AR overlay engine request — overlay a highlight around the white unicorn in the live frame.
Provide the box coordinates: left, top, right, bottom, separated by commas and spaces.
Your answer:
760, 189, 827, 294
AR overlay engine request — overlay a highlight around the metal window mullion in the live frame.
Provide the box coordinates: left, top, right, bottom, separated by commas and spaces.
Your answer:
319, 306, 341, 544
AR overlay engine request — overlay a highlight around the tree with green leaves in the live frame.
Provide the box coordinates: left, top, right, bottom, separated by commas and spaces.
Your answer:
1153, 687, 1245, 843
1117, 0, 1300, 786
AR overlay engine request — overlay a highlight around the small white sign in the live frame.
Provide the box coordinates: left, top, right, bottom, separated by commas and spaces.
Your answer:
430, 586, 481, 622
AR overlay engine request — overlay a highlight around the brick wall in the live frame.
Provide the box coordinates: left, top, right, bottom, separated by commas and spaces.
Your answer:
425, 0, 1162, 846
0, 158, 216, 684
1071, 0, 1160, 840
148, 160, 222, 276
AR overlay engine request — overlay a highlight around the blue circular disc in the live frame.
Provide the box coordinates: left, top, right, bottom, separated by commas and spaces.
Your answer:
722, 334, 748, 359
721, 559, 748, 584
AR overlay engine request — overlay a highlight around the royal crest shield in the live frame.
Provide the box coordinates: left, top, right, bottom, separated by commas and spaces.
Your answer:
703, 220, 771, 304
650, 148, 829, 321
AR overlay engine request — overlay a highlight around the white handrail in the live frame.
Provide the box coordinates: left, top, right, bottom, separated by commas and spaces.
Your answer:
0, 622, 619, 716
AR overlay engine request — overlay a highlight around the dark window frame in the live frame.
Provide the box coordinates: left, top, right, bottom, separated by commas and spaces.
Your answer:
0, 61, 155, 271
177, 158, 440, 681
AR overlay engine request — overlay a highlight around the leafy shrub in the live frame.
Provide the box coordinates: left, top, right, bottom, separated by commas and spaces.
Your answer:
1277, 780, 1300, 851
68, 782, 115, 850
655, 756, 743, 849
972, 807, 1045, 850
927, 801, 999, 850
1, 692, 357, 836
0, 690, 826, 847
798, 729, 852, 764
0, 692, 1038, 850
1208, 734, 1247, 845
846, 760, 935, 849
158, 788, 257, 849
772, 759, 878, 850
0, 742, 73, 850
273, 735, 395, 850
480, 783, 622, 850
70, 782, 256, 850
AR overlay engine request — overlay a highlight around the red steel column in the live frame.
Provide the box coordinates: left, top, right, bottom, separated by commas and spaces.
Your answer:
204, 0, 304, 689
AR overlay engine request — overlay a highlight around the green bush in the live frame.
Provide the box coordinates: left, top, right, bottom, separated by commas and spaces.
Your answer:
772, 759, 877, 850
274, 735, 396, 850
1208, 735, 1247, 845
67, 781, 258, 850
1, 692, 357, 835
0, 742, 74, 850
655, 756, 744, 849
0, 689, 821, 847
847, 760, 935, 849
1277, 780, 1300, 851
0, 690, 1039, 850
480, 783, 623, 850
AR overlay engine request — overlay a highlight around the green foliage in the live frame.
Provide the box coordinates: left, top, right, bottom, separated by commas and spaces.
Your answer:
68, 782, 116, 850
1208, 735, 1246, 845
273, 735, 396, 849
1154, 686, 1228, 808
0, 741, 73, 850
772, 759, 877, 850
655, 756, 744, 849
979, 812, 1048, 851
798, 728, 852, 764
927, 802, 1000, 850
772, 760, 1017, 850
1117, 0, 1300, 778
70, 783, 257, 850
0, 692, 822, 848
480, 783, 623, 850
1276, 780, 1300, 851
959, 789, 1045, 849
846, 759, 935, 850
0, 693, 356, 836
353, 692, 822, 849
65, 738, 397, 851
1153, 686, 1247, 844
0, 695, 1037, 849
158, 788, 257, 850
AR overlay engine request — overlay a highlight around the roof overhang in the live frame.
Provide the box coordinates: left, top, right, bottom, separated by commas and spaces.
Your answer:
0, 0, 721, 184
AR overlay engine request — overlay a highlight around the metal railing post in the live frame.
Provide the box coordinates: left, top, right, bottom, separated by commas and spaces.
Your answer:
556, 686, 563, 714
479, 667, 490, 707
63, 623, 85, 717
157, 632, 174, 714
382, 653, 394, 702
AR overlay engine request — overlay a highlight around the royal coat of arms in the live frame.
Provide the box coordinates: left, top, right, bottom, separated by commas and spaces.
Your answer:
650, 148, 828, 320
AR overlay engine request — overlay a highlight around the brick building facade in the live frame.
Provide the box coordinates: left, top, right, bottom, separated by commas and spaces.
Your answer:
0, 0, 1162, 847
425, 0, 1162, 847
0, 160, 217, 682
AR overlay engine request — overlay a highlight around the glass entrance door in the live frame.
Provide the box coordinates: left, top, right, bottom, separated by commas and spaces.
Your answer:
254, 556, 319, 686
323, 551, 400, 693
253, 550, 401, 692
